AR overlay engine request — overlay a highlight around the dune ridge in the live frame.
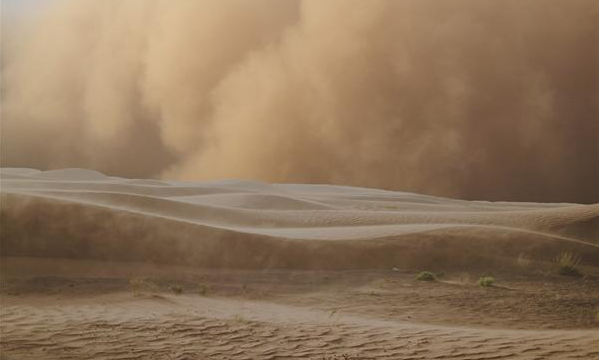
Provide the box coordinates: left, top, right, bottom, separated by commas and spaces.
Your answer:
1, 168, 597, 270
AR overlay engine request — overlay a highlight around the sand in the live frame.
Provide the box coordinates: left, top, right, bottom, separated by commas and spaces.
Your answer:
0, 168, 598, 359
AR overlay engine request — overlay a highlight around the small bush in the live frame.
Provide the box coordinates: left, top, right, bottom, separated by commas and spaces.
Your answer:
555, 251, 582, 277
415, 271, 435, 281
478, 276, 495, 287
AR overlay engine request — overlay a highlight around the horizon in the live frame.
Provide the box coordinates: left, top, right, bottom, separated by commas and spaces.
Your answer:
2, 166, 598, 205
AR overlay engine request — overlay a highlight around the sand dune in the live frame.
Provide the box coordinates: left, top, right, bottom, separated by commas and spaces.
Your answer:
1, 168, 598, 359
1, 169, 598, 269
1, 168, 598, 270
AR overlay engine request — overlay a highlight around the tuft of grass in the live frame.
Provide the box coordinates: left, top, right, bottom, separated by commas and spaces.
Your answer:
415, 271, 435, 281
198, 283, 208, 296
555, 251, 582, 277
516, 253, 532, 268
478, 276, 495, 287
170, 285, 183, 295
233, 314, 248, 323
129, 278, 159, 296
457, 272, 472, 284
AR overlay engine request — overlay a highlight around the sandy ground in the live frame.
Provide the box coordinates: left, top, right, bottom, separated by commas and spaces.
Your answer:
1, 168, 598, 359
1, 258, 598, 359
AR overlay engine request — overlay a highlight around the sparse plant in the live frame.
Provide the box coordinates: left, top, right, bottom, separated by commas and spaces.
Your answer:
170, 285, 183, 294
516, 253, 532, 268
555, 251, 582, 277
478, 276, 495, 287
415, 271, 435, 281
372, 279, 388, 288
129, 278, 159, 296
381, 204, 399, 210
233, 314, 247, 323
458, 272, 472, 284
198, 283, 208, 296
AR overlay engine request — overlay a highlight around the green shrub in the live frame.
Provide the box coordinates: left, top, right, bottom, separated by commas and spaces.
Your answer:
478, 276, 495, 287
555, 251, 582, 277
415, 271, 435, 281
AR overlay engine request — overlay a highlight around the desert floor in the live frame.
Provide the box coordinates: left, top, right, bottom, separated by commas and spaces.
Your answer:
0, 168, 598, 359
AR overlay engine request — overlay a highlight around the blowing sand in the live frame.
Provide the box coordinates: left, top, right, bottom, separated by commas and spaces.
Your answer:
1, 168, 598, 359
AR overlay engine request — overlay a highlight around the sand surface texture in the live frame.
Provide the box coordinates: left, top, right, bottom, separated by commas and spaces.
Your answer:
1, 168, 598, 359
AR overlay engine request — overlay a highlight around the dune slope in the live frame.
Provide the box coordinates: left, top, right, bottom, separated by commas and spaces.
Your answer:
1, 168, 598, 270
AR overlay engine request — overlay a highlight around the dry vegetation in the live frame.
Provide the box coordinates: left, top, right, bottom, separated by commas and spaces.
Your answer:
416, 271, 435, 281
478, 276, 495, 287
555, 251, 582, 277
129, 278, 159, 296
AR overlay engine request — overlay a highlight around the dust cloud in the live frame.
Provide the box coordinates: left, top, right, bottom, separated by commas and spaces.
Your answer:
1, 0, 597, 203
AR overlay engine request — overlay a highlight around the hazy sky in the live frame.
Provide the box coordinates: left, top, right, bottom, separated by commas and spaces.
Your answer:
1, 0, 598, 203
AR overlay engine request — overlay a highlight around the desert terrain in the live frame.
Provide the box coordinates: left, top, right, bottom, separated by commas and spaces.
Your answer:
1, 168, 598, 359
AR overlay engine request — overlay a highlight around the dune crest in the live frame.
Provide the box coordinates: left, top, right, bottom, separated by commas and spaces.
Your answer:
1, 168, 597, 270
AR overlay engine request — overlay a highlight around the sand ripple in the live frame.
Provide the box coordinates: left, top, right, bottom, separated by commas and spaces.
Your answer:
1, 296, 597, 360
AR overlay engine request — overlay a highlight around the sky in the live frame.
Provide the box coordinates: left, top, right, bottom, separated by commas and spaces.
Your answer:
1, 0, 598, 203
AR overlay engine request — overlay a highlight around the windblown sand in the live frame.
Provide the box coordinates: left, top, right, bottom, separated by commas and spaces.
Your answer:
1, 168, 598, 359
